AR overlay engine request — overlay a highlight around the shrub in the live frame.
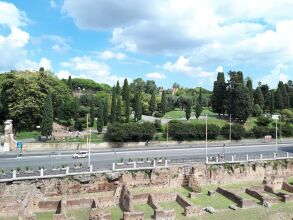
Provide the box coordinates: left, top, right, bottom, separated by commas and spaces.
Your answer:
154, 119, 162, 131
154, 111, 164, 118
253, 104, 263, 116
168, 121, 220, 141
255, 115, 272, 126
106, 122, 156, 142
221, 124, 245, 140
282, 124, 293, 137
251, 126, 272, 138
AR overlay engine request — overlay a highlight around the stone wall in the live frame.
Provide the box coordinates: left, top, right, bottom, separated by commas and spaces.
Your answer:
67, 198, 93, 209
0, 198, 20, 218
119, 185, 134, 212
133, 193, 149, 204
175, 194, 200, 217
147, 194, 176, 220
282, 182, 293, 193
95, 196, 116, 208
89, 208, 111, 220
38, 200, 60, 212
123, 212, 144, 220
246, 187, 279, 205
216, 187, 256, 208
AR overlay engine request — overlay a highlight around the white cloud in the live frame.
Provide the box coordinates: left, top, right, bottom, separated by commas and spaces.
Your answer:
100, 50, 126, 60
145, 72, 166, 79
31, 35, 71, 53
257, 64, 289, 88
0, 1, 30, 72
39, 58, 52, 70
62, 0, 293, 67
50, 1, 57, 8
56, 70, 71, 79
60, 56, 127, 85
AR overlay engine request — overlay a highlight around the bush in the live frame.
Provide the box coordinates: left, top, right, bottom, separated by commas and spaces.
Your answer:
253, 104, 263, 116
106, 122, 156, 142
168, 121, 220, 141
282, 124, 293, 137
255, 115, 272, 126
221, 124, 245, 140
154, 119, 162, 131
251, 126, 272, 138
154, 111, 164, 118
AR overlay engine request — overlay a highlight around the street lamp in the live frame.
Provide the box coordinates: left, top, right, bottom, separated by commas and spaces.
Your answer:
205, 114, 208, 160
229, 114, 232, 145
272, 114, 280, 154
36, 125, 41, 141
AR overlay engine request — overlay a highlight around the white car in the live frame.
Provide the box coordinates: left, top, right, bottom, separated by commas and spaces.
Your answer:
73, 151, 88, 159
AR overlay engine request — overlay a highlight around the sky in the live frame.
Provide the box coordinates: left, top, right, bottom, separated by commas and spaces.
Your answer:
0, 0, 292, 89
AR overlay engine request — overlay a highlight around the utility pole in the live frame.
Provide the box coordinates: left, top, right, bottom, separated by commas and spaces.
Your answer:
272, 114, 279, 154
205, 114, 208, 159
89, 127, 91, 168
229, 114, 232, 144
166, 123, 169, 142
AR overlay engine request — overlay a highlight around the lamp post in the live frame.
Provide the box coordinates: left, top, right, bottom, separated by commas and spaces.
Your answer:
205, 114, 208, 159
272, 114, 280, 154
229, 114, 232, 144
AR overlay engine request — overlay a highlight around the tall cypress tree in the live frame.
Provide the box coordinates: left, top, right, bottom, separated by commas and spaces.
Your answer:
195, 88, 203, 119
116, 81, 121, 95
122, 79, 130, 122
134, 92, 142, 121
89, 103, 95, 127
261, 84, 270, 111
246, 78, 254, 104
275, 88, 284, 110
185, 99, 192, 120
161, 90, 166, 114
110, 86, 117, 123
149, 90, 156, 115
103, 99, 109, 125
269, 91, 275, 114
211, 72, 226, 115
116, 95, 122, 122
67, 75, 72, 90
254, 87, 265, 110
97, 104, 104, 133
41, 93, 53, 137
278, 81, 289, 108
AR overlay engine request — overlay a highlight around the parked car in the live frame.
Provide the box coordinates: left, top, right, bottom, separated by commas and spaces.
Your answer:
73, 151, 88, 159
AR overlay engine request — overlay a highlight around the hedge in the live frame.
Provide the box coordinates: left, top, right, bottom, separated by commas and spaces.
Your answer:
221, 124, 245, 140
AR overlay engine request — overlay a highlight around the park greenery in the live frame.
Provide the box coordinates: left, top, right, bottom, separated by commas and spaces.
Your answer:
0, 69, 293, 142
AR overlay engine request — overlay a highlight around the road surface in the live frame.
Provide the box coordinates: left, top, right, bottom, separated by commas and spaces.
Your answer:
0, 142, 292, 171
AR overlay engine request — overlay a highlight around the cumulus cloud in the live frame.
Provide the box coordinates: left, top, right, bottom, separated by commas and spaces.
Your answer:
257, 64, 289, 88
62, 0, 293, 67
39, 58, 52, 70
100, 50, 126, 60
0, 1, 30, 72
60, 56, 126, 85
56, 70, 71, 79
145, 72, 166, 79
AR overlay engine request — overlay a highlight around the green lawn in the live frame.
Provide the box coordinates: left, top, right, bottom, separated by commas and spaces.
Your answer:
286, 176, 293, 185
164, 110, 186, 119
16, 130, 39, 140
49, 134, 104, 143
190, 117, 228, 128
35, 212, 54, 220
67, 208, 90, 220
198, 202, 293, 220
133, 204, 154, 220
159, 201, 187, 220
105, 206, 123, 220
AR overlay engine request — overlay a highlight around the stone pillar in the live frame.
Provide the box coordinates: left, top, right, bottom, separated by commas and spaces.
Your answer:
260, 154, 263, 160
40, 168, 44, 177
165, 159, 168, 167
66, 166, 69, 175
13, 170, 16, 179
287, 152, 289, 158
1, 120, 13, 152
153, 160, 156, 168
89, 165, 93, 172
112, 163, 115, 171
133, 162, 136, 169
246, 154, 249, 161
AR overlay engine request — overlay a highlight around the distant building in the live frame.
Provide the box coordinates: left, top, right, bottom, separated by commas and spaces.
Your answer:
159, 87, 164, 96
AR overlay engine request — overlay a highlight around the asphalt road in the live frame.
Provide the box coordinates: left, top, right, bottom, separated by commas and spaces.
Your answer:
0, 142, 293, 171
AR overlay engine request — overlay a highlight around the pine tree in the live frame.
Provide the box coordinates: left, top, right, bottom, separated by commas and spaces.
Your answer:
149, 90, 156, 114
275, 88, 284, 110
246, 78, 254, 104
116, 95, 122, 122
195, 88, 203, 119
67, 76, 72, 90
254, 87, 265, 110
161, 90, 166, 114
278, 81, 289, 108
110, 86, 117, 123
103, 99, 109, 125
261, 84, 270, 111
134, 92, 142, 121
97, 104, 104, 133
122, 79, 130, 122
41, 93, 53, 137
185, 99, 192, 120
116, 81, 121, 95
211, 72, 226, 115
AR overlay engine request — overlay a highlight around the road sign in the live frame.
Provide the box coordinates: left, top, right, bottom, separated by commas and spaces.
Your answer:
272, 114, 280, 120
16, 141, 23, 149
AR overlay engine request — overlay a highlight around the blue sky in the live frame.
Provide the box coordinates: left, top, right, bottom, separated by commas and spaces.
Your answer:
0, 0, 292, 89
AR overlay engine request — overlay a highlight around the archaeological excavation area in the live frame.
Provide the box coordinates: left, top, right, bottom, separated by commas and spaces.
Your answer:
1, 161, 293, 220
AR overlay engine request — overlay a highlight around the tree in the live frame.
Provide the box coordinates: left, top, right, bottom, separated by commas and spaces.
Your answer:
116, 81, 121, 95
145, 80, 157, 94
252, 104, 263, 116
274, 88, 284, 110
261, 84, 270, 111
149, 90, 156, 115
40, 93, 53, 137
185, 99, 192, 120
211, 72, 226, 115
97, 104, 104, 133
246, 78, 254, 102
269, 91, 275, 114
278, 81, 289, 108
67, 76, 72, 90
122, 79, 130, 122
134, 92, 142, 121
195, 100, 202, 119
161, 90, 166, 114
110, 86, 116, 123
89, 103, 95, 127
116, 95, 122, 122
103, 99, 109, 125
254, 87, 265, 110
